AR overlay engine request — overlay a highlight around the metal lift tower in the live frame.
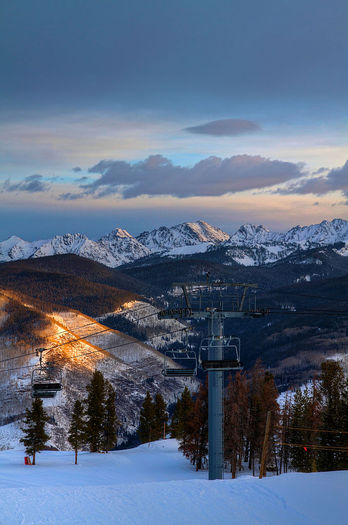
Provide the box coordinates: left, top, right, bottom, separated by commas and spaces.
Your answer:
158, 281, 267, 480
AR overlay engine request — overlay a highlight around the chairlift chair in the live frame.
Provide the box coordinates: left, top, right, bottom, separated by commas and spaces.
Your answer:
162, 348, 197, 377
31, 350, 62, 398
199, 336, 243, 371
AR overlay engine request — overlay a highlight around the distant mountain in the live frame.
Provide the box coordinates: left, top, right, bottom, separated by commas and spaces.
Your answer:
221, 219, 348, 266
0, 218, 347, 268
99, 228, 151, 264
136, 220, 230, 254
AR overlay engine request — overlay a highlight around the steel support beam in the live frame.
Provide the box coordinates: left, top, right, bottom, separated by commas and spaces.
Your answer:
208, 311, 224, 480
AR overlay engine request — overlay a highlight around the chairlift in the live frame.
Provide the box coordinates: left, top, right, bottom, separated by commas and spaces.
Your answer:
199, 336, 243, 371
162, 348, 197, 377
31, 349, 62, 399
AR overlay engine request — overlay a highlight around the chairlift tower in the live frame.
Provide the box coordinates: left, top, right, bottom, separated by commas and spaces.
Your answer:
158, 280, 267, 480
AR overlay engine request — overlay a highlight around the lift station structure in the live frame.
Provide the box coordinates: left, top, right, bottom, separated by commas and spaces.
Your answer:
158, 281, 267, 480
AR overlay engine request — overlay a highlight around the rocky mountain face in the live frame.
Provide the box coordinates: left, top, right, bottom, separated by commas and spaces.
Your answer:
0, 297, 197, 449
136, 220, 230, 254
0, 219, 347, 268
220, 219, 348, 266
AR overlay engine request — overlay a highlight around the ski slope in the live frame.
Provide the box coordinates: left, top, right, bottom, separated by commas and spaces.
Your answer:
0, 439, 346, 525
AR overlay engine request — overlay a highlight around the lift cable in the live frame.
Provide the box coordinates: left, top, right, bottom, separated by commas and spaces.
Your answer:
266, 308, 348, 317
276, 442, 348, 452
0, 325, 187, 375
264, 290, 348, 304
0, 310, 161, 365
275, 425, 348, 435
44, 303, 155, 340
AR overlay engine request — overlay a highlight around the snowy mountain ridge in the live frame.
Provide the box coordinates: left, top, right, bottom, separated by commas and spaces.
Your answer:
0, 218, 347, 268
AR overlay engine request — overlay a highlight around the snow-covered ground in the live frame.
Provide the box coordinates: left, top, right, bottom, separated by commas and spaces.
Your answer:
0, 439, 346, 525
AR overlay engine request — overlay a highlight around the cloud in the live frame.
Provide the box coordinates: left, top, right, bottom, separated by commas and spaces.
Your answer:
72, 166, 82, 172
184, 119, 261, 137
58, 192, 86, 201
278, 159, 348, 197
67, 154, 306, 199
2, 174, 50, 193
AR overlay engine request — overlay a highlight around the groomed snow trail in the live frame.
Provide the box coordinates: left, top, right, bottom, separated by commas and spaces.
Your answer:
0, 440, 346, 525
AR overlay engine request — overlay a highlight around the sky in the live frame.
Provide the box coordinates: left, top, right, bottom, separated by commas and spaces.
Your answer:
0, 0, 347, 240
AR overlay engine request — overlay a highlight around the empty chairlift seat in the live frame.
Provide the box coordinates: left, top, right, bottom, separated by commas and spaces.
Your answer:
162, 349, 197, 377
199, 337, 243, 371
31, 365, 62, 399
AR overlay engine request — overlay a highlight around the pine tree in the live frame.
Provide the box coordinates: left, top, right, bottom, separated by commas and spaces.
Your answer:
279, 393, 292, 474
179, 379, 208, 470
153, 393, 168, 440
246, 361, 280, 476
171, 387, 194, 442
224, 372, 248, 478
338, 378, 348, 469
138, 391, 156, 443
170, 397, 182, 439
85, 370, 106, 452
260, 371, 280, 474
318, 360, 346, 471
288, 385, 321, 472
247, 360, 265, 475
20, 398, 50, 465
103, 382, 119, 452
68, 400, 86, 464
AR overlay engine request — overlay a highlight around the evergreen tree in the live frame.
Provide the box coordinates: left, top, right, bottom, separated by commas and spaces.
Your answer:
138, 391, 156, 443
260, 371, 280, 474
103, 382, 119, 452
68, 400, 86, 464
179, 379, 208, 471
339, 378, 348, 469
85, 370, 106, 452
246, 361, 279, 476
279, 393, 292, 474
224, 372, 248, 478
318, 360, 346, 471
288, 384, 321, 472
247, 360, 265, 475
153, 392, 168, 440
170, 397, 182, 438
171, 387, 194, 442
20, 398, 50, 465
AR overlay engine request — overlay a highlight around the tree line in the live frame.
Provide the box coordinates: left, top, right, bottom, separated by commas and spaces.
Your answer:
21, 370, 119, 464
168, 359, 348, 476
21, 360, 348, 474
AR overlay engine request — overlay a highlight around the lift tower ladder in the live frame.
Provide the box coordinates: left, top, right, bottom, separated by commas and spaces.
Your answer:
158, 281, 267, 481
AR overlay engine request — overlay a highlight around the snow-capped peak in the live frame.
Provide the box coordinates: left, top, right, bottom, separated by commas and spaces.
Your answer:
0, 218, 347, 269
99, 228, 151, 264
136, 220, 230, 253
284, 218, 348, 245
228, 224, 276, 245
103, 228, 134, 240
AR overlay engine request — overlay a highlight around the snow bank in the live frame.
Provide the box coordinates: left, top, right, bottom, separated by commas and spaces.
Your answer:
0, 439, 346, 525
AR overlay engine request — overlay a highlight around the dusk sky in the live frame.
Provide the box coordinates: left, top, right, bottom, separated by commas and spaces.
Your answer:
1, 0, 347, 240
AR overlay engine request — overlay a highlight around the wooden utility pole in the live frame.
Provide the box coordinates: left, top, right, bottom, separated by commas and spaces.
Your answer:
259, 411, 271, 479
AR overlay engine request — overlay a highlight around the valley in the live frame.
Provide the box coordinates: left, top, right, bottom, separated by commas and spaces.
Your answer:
0, 217, 347, 450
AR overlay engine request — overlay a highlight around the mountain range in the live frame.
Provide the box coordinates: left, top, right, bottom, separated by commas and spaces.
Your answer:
0, 218, 347, 268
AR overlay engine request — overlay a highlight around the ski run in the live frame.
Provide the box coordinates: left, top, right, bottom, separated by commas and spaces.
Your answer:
0, 438, 346, 525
